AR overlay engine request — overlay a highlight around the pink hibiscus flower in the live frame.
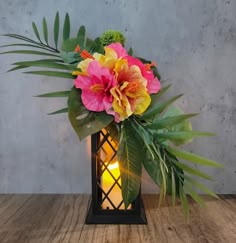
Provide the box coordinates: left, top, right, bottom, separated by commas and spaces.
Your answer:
74, 61, 116, 113
124, 56, 161, 94
107, 42, 128, 58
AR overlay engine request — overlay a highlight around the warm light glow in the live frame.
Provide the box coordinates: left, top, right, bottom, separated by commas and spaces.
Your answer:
102, 161, 123, 209
107, 161, 119, 170
102, 161, 121, 185
103, 161, 120, 185
99, 129, 130, 209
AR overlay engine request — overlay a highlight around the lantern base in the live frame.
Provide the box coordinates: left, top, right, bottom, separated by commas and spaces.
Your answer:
85, 198, 147, 224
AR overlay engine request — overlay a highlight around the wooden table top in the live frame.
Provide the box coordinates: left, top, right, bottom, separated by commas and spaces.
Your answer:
0, 194, 235, 242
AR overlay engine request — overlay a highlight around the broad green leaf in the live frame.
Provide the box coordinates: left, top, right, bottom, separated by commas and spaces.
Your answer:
156, 131, 215, 140
0, 50, 60, 57
24, 70, 73, 79
54, 12, 60, 48
179, 185, 189, 219
143, 157, 162, 186
13, 60, 70, 70
68, 87, 113, 140
77, 25, 86, 48
35, 90, 71, 97
63, 13, 70, 41
118, 119, 143, 209
161, 106, 193, 145
172, 161, 213, 180
32, 22, 41, 42
183, 175, 219, 199
48, 107, 68, 115
163, 105, 183, 118
167, 146, 223, 168
147, 113, 198, 130
132, 119, 155, 159
43, 17, 48, 44
142, 94, 183, 120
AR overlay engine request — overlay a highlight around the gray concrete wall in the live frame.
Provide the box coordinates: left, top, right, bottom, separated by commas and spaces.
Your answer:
0, 0, 235, 194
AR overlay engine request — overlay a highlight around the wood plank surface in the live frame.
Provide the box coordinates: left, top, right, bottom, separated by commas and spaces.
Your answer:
0, 194, 235, 243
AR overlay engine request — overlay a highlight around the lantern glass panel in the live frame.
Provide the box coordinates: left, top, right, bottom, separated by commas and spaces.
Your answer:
97, 129, 130, 210
85, 130, 147, 224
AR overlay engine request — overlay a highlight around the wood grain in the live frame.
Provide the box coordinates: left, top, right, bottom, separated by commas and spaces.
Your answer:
0, 194, 89, 242
0, 195, 31, 229
0, 194, 235, 243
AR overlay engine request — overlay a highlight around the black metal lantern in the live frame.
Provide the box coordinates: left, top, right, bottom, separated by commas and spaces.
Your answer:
85, 129, 147, 224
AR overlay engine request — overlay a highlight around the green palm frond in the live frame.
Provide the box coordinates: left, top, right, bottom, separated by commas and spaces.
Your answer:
43, 17, 49, 44
63, 13, 70, 41
1, 13, 79, 78
54, 12, 60, 48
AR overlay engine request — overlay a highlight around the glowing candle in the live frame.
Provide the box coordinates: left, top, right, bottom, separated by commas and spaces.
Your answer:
102, 161, 124, 209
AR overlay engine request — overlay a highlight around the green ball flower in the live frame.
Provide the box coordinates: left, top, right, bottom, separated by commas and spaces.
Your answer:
100, 30, 125, 46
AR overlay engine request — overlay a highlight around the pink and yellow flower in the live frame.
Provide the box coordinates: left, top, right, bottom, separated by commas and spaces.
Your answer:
74, 42, 127, 75
74, 61, 116, 113
124, 56, 160, 94
111, 59, 151, 121
73, 42, 161, 122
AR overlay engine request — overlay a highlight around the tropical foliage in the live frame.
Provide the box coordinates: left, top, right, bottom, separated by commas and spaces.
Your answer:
1, 13, 223, 217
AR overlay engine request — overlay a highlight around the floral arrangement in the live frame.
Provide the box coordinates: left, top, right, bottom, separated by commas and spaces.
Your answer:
1, 13, 222, 217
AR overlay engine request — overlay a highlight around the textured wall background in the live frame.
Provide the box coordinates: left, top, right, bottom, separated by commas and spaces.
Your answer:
0, 0, 235, 193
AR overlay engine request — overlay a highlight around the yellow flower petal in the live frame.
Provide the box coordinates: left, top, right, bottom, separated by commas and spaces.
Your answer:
114, 59, 129, 80
128, 66, 147, 86
104, 47, 118, 59
93, 53, 103, 61
111, 85, 132, 121
72, 70, 81, 76
77, 58, 93, 74
96, 47, 118, 71
133, 92, 151, 115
